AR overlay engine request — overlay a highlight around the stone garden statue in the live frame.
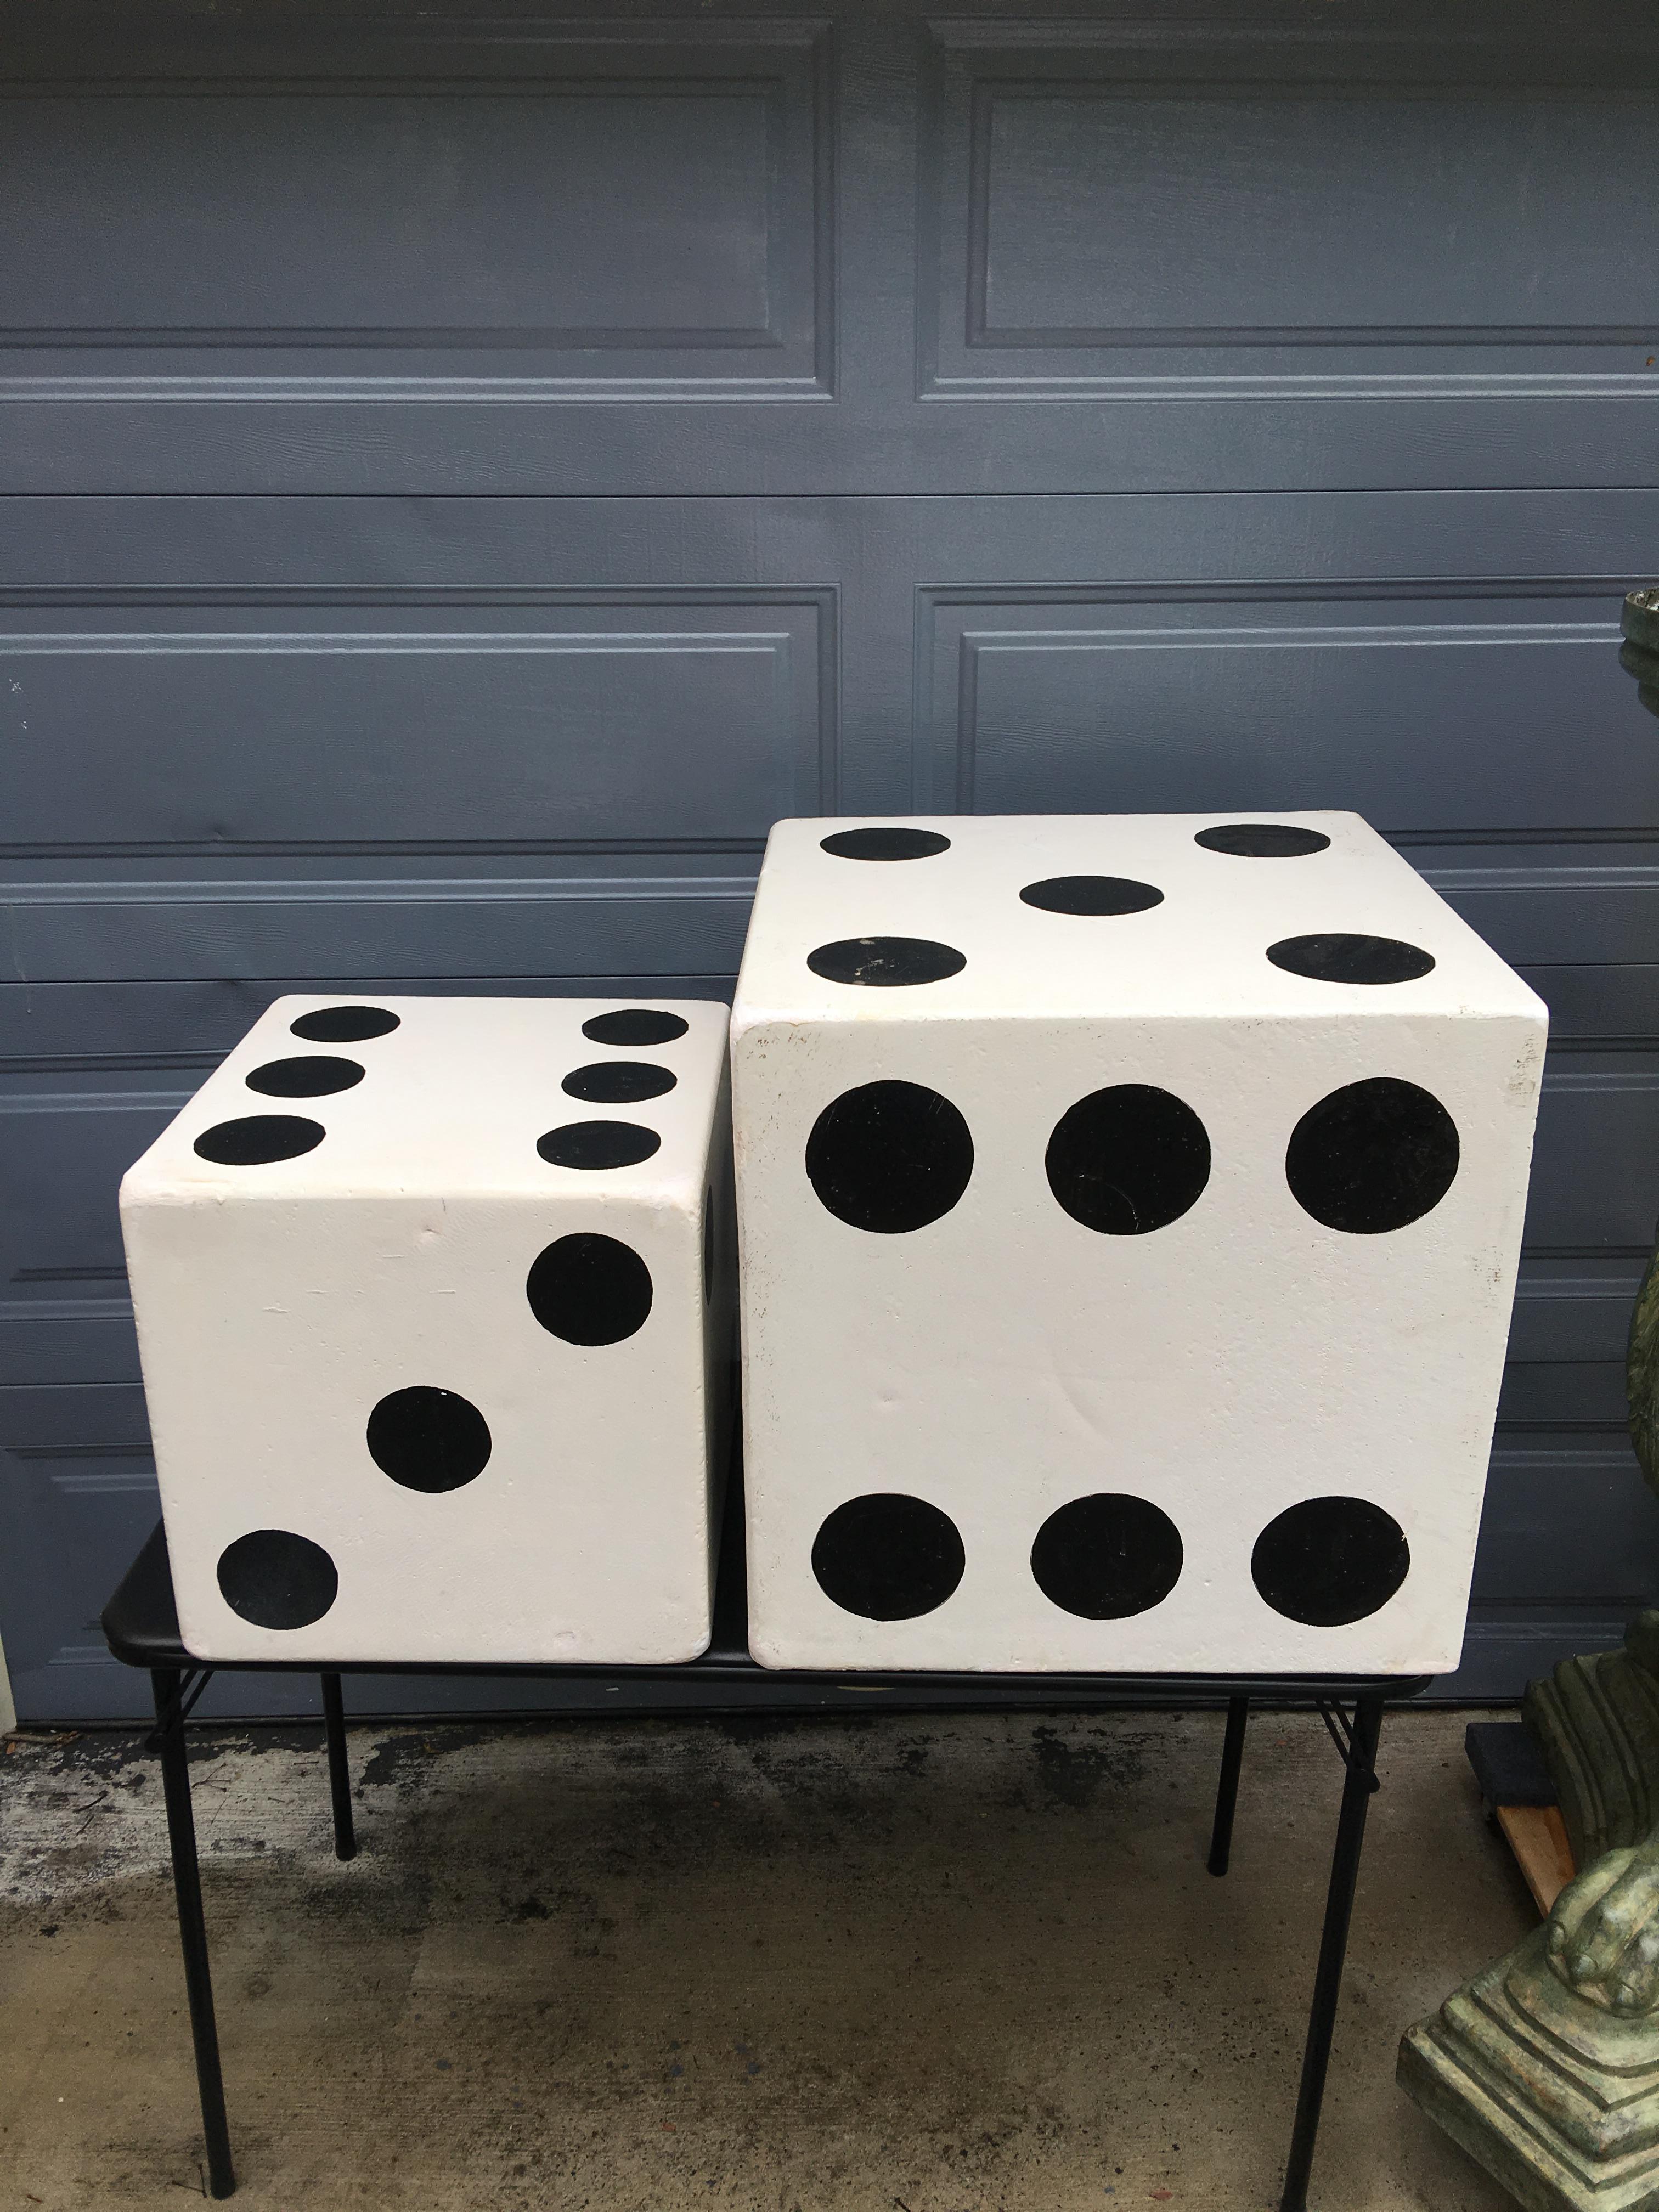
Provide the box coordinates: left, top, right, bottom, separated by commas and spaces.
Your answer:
1400, 586, 1659, 2212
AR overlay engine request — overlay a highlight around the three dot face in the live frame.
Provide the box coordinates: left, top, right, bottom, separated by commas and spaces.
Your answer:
527, 1233, 653, 1346
366, 1386, 493, 1493
1286, 1077, 1460, 1234
806, 1080, 974, 1233
1046, 1085, 1211, 1237
216, 1528, 338, 1630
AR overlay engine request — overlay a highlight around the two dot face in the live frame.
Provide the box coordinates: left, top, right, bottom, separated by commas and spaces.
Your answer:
806, 1076, 1458, 1237
809, 1491, 1408, 1629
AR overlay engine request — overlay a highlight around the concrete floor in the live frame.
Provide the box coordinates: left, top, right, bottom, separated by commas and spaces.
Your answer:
0, 1706, 1535, 2212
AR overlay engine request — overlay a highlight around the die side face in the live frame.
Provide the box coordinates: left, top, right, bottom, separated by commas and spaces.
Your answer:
732, 814, 1547, 1674
121, 997, 732, 1664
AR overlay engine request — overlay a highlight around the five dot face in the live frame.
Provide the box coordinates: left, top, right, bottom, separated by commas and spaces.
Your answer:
366, 1386, 492, 1493
582, 1009, 688, 1047
1030, 1495, 1184, 1618
245, 1054, 365, 1098
811, 1494, 966, 1619
1267, 934, 1435, 986
1195, 823, 1331, 858
194, 1114, 325, 1165
1285, 1077, 1460, 1234
561, 1060, 677, 1104
537, 1120, 662, 1171
290, 1005, 401, 1043
1019, 875, 1164, 917
821, 826, 952, 862
806, 1080, 974, 1233
216, 1529, 338, 1629
1251, 1497, 1410, 1626
807, 936, 967, 988
527, 1233, 653, 1346
1046, 1085, 1211, 1236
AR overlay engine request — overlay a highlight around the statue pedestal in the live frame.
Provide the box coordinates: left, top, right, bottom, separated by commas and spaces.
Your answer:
1401, 1929, 1659, 2212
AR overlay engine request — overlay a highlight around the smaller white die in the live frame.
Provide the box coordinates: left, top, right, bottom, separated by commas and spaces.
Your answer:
120, 995, 733, 1664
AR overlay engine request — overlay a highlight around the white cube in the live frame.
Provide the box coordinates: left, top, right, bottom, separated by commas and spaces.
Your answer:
731, 813, 1546, 1675
121, 995, 733, 1663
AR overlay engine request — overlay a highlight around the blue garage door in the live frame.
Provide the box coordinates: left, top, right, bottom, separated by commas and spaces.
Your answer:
2, 0, 1656, 1717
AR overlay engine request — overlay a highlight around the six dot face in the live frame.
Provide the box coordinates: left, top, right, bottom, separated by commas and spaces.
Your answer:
806, 1080, 974, 1233
366, 1386, 493, 1493
1020, 875, 1164, 917
217, 1528, 338, 1629
821, 826, 951, 862
561, 1060, 677, 1104
538, 1120, 662, 1170
1251, 1497, 1410, 1626
527, 1233, 653, 1346
812, 1493, 966, 1619
807, 936, 967, 988
1047, 1085, 1211, 1236
1195, 823, 1331, 858
1030, 1495, 1184, 1618
582, 1008, 688, 1047
1285, 1077, 1460, 1234
195, 1114, 325, 1165
289, 1005, 400, 1043
1267, 934, 1435, 986
245, 1054, 365, 1098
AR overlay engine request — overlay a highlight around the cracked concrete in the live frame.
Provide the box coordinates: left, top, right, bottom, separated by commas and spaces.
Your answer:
1, 1706, 1530, 2210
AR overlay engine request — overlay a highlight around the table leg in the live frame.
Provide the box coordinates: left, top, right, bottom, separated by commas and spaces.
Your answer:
151, 1667, 236, 2199
319, 1674, 356, 1861
1207, 1695, 1250, 1876
1278, 1690, 1385, 2212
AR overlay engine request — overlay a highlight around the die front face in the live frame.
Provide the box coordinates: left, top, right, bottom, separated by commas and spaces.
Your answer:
120, 995, 732, 1664
732, 814, 1547, 1676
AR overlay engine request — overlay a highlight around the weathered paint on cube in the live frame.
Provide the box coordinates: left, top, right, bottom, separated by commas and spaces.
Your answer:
120, 995, 733, 1664
731, 812, 1546, 1674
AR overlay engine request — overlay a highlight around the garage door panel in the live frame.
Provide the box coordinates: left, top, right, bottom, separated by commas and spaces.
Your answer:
1474, 1443, 1659, 1607
1, 600, 831, 848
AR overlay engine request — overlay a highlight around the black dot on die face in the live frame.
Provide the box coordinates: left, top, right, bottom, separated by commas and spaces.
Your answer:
194, 1114, 325, 1165
526, 1233, 652, 1346
1046, 1085, 1210, 1235
806, 936, 967, 987
1020, 874, 1164, 917
216, 1529, 338, 1630
290, 1005, 400, 1043
537, 1121, 662, 1170
1285, 1076, 1460, 1234
1268, 934, 1436, 986
1030, 1494, 1184, 1619
560, 1060, 678, 1104
366, 1386, 492, 1493
245, 1054, 365, 1098
820, 826, 952, 862
1252, 1497, 1410, 1626
1195, 823, 1331, 858
811, 1494, 966, 1620
581, 1009, 689, 1047
806, 1080, 974, 1233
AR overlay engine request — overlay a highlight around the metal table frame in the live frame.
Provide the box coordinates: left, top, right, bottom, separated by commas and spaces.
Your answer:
103, 1519, 1428, 2206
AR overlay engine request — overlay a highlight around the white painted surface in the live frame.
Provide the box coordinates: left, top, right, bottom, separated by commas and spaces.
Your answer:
732, 812, 1547, 1674
121, 996, 732, 1664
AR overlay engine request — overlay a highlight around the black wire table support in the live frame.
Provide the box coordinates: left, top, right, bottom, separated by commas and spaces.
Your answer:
104, 1523, 1426, 2207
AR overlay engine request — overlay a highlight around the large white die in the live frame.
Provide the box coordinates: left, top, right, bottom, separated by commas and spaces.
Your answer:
731, 814, 1546, 1676
120, 995, 733, 1664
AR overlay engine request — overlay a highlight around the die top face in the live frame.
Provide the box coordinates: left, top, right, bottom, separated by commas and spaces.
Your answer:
732, 812, 1545, 1032
121, 995, 730, 1207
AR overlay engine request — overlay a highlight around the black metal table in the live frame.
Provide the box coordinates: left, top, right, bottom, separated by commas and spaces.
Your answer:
103, 1514, 1429, 2207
